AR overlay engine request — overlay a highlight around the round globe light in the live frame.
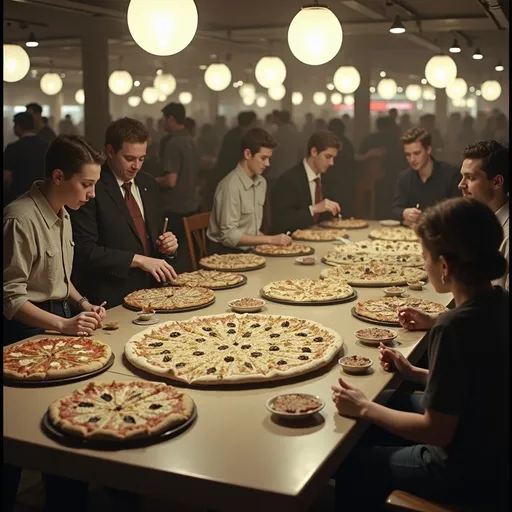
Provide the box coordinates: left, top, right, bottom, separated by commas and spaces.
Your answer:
291, 92, 303, 106
330, 92, 343, 105
142, 86, 159, 104
128, 96, 141, 107
254, 56, 286, 89
377, 78, 397, 100
3, 44, 31, 82
179, 91, 193, 105
204, 63, 231, 91
466, 98, 476, 108
480, 80, 501, 102
333, 66, 361, 94
239, 83, 256, 99
127, 0, 198, 56
158, 93, 167, 102
154, 73, 176, 96
344, 94, 355, 106
75, 89, 85, 105
422, 86, 436, 101
255, 95, 267, 108
313, 91, 327, 106
242, 95, 255, 106
424, 54, 457, 89
288, 5, 343, 66
109, 70, 133, 95
445, 77, 468, 100
268, 84, 286, 101
405, 84, 422, 102
40, 72, 63, 95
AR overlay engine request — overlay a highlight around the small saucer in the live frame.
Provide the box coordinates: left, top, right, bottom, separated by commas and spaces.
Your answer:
133, 317, 160, 326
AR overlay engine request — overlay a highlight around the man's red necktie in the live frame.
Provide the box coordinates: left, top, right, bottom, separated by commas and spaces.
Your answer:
122, 182, 152, 256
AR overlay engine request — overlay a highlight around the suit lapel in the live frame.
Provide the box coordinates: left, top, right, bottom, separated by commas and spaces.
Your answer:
136, 175, 157, 244
101, 166, 141, 243
298, 162, 313, 206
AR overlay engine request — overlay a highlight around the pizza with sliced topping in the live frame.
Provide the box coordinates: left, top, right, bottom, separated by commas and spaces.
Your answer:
254, 244, 314, 257
368, 226, 419, 242
319, 218, 368, 229
124, 286, 214, 311
262, 278, 354, 303
199, 253, 266, 271
171, 270, 245, 289
292, 229, 348, 241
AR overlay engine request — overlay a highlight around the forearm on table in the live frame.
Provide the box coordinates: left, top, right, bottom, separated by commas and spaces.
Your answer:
12, 301, 65, 332
237, 233, 271, 247
408, 366, 429, 385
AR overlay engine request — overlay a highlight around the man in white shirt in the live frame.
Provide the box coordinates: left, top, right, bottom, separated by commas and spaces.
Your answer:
459, 140, 509, 290
271, 130, 341, 234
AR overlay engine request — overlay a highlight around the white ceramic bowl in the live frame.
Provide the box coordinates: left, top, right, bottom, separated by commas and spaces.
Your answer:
228, 298, 266, 313
407, 281, 425, 291
295, 256, 317, 265
338, 355, 373, 374
266, 393, 325, 420
379, 219, 401, 227
354, 328, 397, 345
383, 286, 406, 297
137, 311, 155, 321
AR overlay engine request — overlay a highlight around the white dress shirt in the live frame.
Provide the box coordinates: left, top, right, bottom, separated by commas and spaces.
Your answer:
115, 176, 145, 221
303, 158, 320, 216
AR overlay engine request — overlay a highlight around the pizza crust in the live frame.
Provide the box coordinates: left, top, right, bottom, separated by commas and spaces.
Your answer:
124, 286, 214, 311
319, 218, 368, 229
199, 253, 266, 271
254, 244, 314, 256
262, 278, 354, 302
171, 270, 245, 289
293, 229, 348, 241
355, 297, 447, 323
368, 227, 419, 242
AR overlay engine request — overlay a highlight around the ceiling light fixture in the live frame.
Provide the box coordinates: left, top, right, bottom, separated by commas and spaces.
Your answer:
472, 47, 483, 60
449, 38, 461, 53
389, 14, 405, 34
26, 32, 38, 48
495, 61, 504, 72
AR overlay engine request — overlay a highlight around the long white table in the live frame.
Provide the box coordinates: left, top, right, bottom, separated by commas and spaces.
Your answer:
3, 222, 451, 512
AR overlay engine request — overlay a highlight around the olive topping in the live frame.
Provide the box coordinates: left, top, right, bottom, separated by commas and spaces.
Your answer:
149, 342, 163, 347
241, 344, 251, 349
250, 323, 261, 328
242, 332, 251, 338
227, 322, 236, 328
88, 416, 101, 423
250, 352, 262, 358
195, 338, 206, 342
193, 351, 204, 356
100, 394, 112, 402
79, 402, 94, 408
302, 347, 312, 353
224, 356, 234, 362
244, 362, 253, 369
123, 416, 136, 424
163, 356, 172, 362
209, 332, 218, 337
313, 336, 324, 342
227, 329, 236, 334
277, 360, 287, 365
281, 321, 290, 327
207, 367, 217, 374
233, 342, 239, 346
269, 333, 280, 338
160, 350, 171, 354
299, 355, 310, 360
202, 327, 212, 332
217, 345, 229, 350
296, 332, 308, 337
264, 326, 272, 331
175, 362, 186, 368
169, 332, 181, 337
269, 345, 280, 351
149, 404, 162, 410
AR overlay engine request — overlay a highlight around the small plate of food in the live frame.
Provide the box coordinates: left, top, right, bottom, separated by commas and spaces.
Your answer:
295, 256, 317, 265
228, 297, 266, 313
136, 306, 155, 321
102, 321, 119, 331
354, 327, 397, 345
266, 393, 325, 420
338, 355, 373, 374
379, 219, 401, 227
407, 281, 425, 291
383, 286, 406, 297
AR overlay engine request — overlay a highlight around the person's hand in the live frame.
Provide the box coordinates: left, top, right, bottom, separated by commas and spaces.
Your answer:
268, 234, 292, 246
83, 303, 107, 322
157, 231, 179, 255
312, 198, 341, 216
378, 343, 416, 379
331, 377, 369, 419
402, 207, 422, 226
368, 147, 386, 158
398, 307, 436, 331
59, 312, 102, 336
136, 255, 178, 283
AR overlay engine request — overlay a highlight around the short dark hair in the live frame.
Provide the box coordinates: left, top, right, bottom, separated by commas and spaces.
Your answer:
45, 135, 105, 179
26, 102, 42, 115
415, 197, 507, 286
104, 117, 149, 151
307, 130, 341, 156
462, 140, 509, 193
401, 127, 432, 149
376, 116, 395, 132
328, 118, 345, 138
13, 112, 35, 131
161, 102, 186, 124
240, 128, 277, 158
184, 117, 196, 130
237, 111, 257, 128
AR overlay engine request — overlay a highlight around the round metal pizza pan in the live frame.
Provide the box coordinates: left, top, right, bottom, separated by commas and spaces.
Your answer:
253, 247, 315, 258
319, 221, 368, 230
351, 307, 401, 327
3, 353, 115, 388
41, 404, 197, 449
169, 274, 248, 291
123, 297, 216, 314
199, 262, 266, 273
260, 289, 358, 306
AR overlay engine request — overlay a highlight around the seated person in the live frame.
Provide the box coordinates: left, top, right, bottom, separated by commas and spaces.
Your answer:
332, 197, 509, 510
207, 128, 291, 253
459, 140, 509, 290
391, 128, 460, 225
271, 130, 341, 234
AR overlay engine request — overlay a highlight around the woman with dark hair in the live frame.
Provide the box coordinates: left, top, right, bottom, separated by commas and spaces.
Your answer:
332, 197, 509, 510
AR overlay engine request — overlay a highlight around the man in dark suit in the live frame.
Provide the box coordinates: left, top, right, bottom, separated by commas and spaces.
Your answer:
69, 117, 178, 308
271, 130, 342, 234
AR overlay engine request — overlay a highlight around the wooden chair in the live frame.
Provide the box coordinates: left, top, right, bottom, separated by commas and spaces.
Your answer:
386, 490, 494, 512
354, 157, 384, 220
182, 212, 211, 270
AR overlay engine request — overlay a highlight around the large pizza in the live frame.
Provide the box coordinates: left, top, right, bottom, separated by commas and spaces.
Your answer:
339, 240, 422, 255
171, 270, 245, 290
3, 337, 111, 381
124, 286, 214, 311
254, 244, 314, 257
319, 218, 368, 229
320, 263, 427, 286
124, 314, 343, 384
292, 229, 348, 241
48, 380, 194, 440
355, 297, 447, 324
323, 250, 424, 268
368, 227, 419, 242
262, 278, 354, 303
199, 253, 266, 271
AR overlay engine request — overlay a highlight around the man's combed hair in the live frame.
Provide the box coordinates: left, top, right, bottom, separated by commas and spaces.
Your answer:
45, 135, 105, 179
161, 102, 186, 125
104, 117, 149, 151
13, 112, 35, 132
240, 128, 277, 158
400, 127, 432, 149
462, 140, 509, 193
307, 130, 341, 155
415, 197, 507, 286
25, 102, 42, 115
